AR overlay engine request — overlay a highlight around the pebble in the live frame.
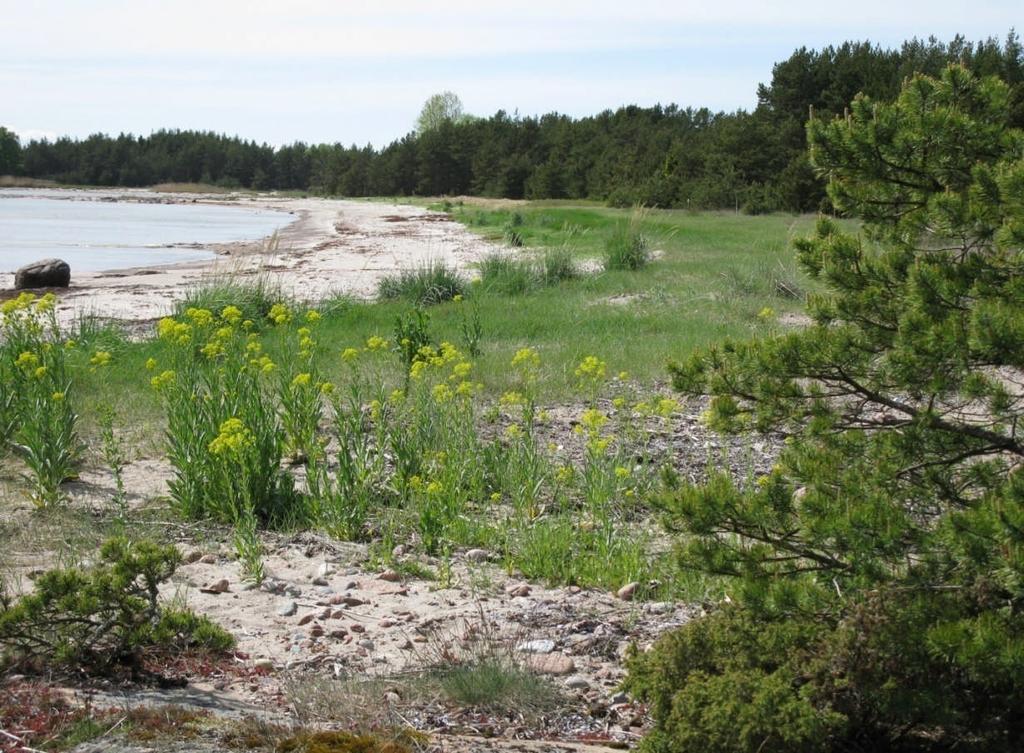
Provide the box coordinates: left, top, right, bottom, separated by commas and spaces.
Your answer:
329, 628, 348, 639
518, 639, 556, 654
610, 691, 629, 704
465, 548, 489, 563
277, 600, 298, 617
378, 569, 401, 582
285, 585, 303, 597
507, 583, 531, 597
311, 577, 329, 586
199, 553, 218, 564
357, 638, 375, 651
310, 624, 325, 638
617, 582, 639, 601
565, 675, 590, 690
298, 613, 316, 626
317, 562, 336, 578
254, 659, 275, 671
341, 596, 367, 607
349, 623, 366, 634
200, 579, 230, 594
525, 654, 576, 675
183, 550, 203, 564
384, 691, 401, 704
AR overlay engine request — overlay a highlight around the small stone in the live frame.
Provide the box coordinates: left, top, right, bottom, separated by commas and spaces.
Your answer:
200, 578, 230, 594
378, 569, 401, 582
329, 628, 348, 639
311, 577, 329, 586
183, 550, 203, 564
341, 596, 367, 607
310, 624, 325, 638
330, 609, 346, 620
253, 659, 274, 672
358, 639, 375, 651
378, 619, 395, 628
465, 548, 489, 563
526, 654, 575, 675
391, 544, 407, 558
298, 613, 316, 626
565, 675, 590, 690
285, 585, 303, 597
349, 623, 366, 634
317, 562, 336, 578
518, 639, 556, 654
384, 691, 401, 704
199, 554, 218, 564
617, 582, 639, 601
506, 583, 531, 597
398, 639, 413, 650
610, 691, 629, 704
318, 608, 333, 620
277, 600, 298, 617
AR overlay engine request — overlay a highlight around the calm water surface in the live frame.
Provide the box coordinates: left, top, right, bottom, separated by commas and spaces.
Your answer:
0, 190, 292, 273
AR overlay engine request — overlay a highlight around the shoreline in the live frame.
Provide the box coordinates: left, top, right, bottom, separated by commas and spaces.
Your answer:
0, 189, 495, 326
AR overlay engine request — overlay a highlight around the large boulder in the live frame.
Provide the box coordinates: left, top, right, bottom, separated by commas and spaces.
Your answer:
14, 258, 71, 289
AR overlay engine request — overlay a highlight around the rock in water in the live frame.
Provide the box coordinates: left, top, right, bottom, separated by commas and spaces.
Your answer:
14, 259, 71, 289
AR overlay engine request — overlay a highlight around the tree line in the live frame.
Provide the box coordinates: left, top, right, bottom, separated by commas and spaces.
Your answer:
3, 32, 1022, 213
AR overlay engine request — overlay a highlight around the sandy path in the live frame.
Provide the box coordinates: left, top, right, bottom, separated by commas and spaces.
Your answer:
0, 190, 496, 326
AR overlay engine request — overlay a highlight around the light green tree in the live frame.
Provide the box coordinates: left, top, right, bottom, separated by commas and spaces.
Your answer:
415, 91, 468, 133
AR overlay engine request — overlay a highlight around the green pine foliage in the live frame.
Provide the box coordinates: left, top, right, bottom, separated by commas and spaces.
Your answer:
624, 66, 1024, 752
0, 538, 233, 672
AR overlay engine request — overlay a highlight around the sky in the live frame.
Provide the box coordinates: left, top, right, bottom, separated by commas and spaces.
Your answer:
2, 1, 1020, 148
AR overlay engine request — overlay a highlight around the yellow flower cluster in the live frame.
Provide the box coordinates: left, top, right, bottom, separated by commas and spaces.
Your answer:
157, 317, 193, 346
208, 417, 255, 456
150, 369, 176, 390
89, 350, 112, 369
575, 355, 607, 383
1, 292, 56, 316
268, 303, 292, 325
365, 335, 389, 351
291, 372, 312, 389
221, 305, 243, 325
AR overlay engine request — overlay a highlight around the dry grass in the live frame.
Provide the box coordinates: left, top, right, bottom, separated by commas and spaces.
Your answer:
149, 182, 237, 194
0, 175, 59, 188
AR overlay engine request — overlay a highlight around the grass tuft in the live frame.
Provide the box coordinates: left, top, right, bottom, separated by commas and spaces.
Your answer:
376, 260, 466, 306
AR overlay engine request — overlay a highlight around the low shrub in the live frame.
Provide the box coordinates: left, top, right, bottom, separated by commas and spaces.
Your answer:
0, 538, 233, 673
539, 246, 578, 284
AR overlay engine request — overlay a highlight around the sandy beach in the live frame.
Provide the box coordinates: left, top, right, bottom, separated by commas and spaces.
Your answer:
0, 189, 496, 325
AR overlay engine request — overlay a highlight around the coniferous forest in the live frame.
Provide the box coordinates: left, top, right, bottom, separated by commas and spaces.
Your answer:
2, 33, 1023, 212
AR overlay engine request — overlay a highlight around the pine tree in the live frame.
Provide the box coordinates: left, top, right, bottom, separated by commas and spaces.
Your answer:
625, 66, 1024, 752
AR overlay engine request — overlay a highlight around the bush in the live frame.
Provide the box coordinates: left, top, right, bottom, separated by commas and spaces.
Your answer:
539, 247, 578, 284
151, 305, 298, 527
0, 538, 233, 672
376, 261, 466, 305
0, 292, 80, 506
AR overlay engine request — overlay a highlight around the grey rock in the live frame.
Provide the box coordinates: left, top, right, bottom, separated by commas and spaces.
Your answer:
465, 548, 489, 563
15, 258, 71, 289
565, 675, 590, 690
276, 600, 298, 617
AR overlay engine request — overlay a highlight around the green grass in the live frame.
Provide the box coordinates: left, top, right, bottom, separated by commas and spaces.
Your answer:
68, 204, 841, 423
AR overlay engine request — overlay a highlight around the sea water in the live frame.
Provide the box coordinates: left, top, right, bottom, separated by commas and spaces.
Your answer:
0, 190, 292, 273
